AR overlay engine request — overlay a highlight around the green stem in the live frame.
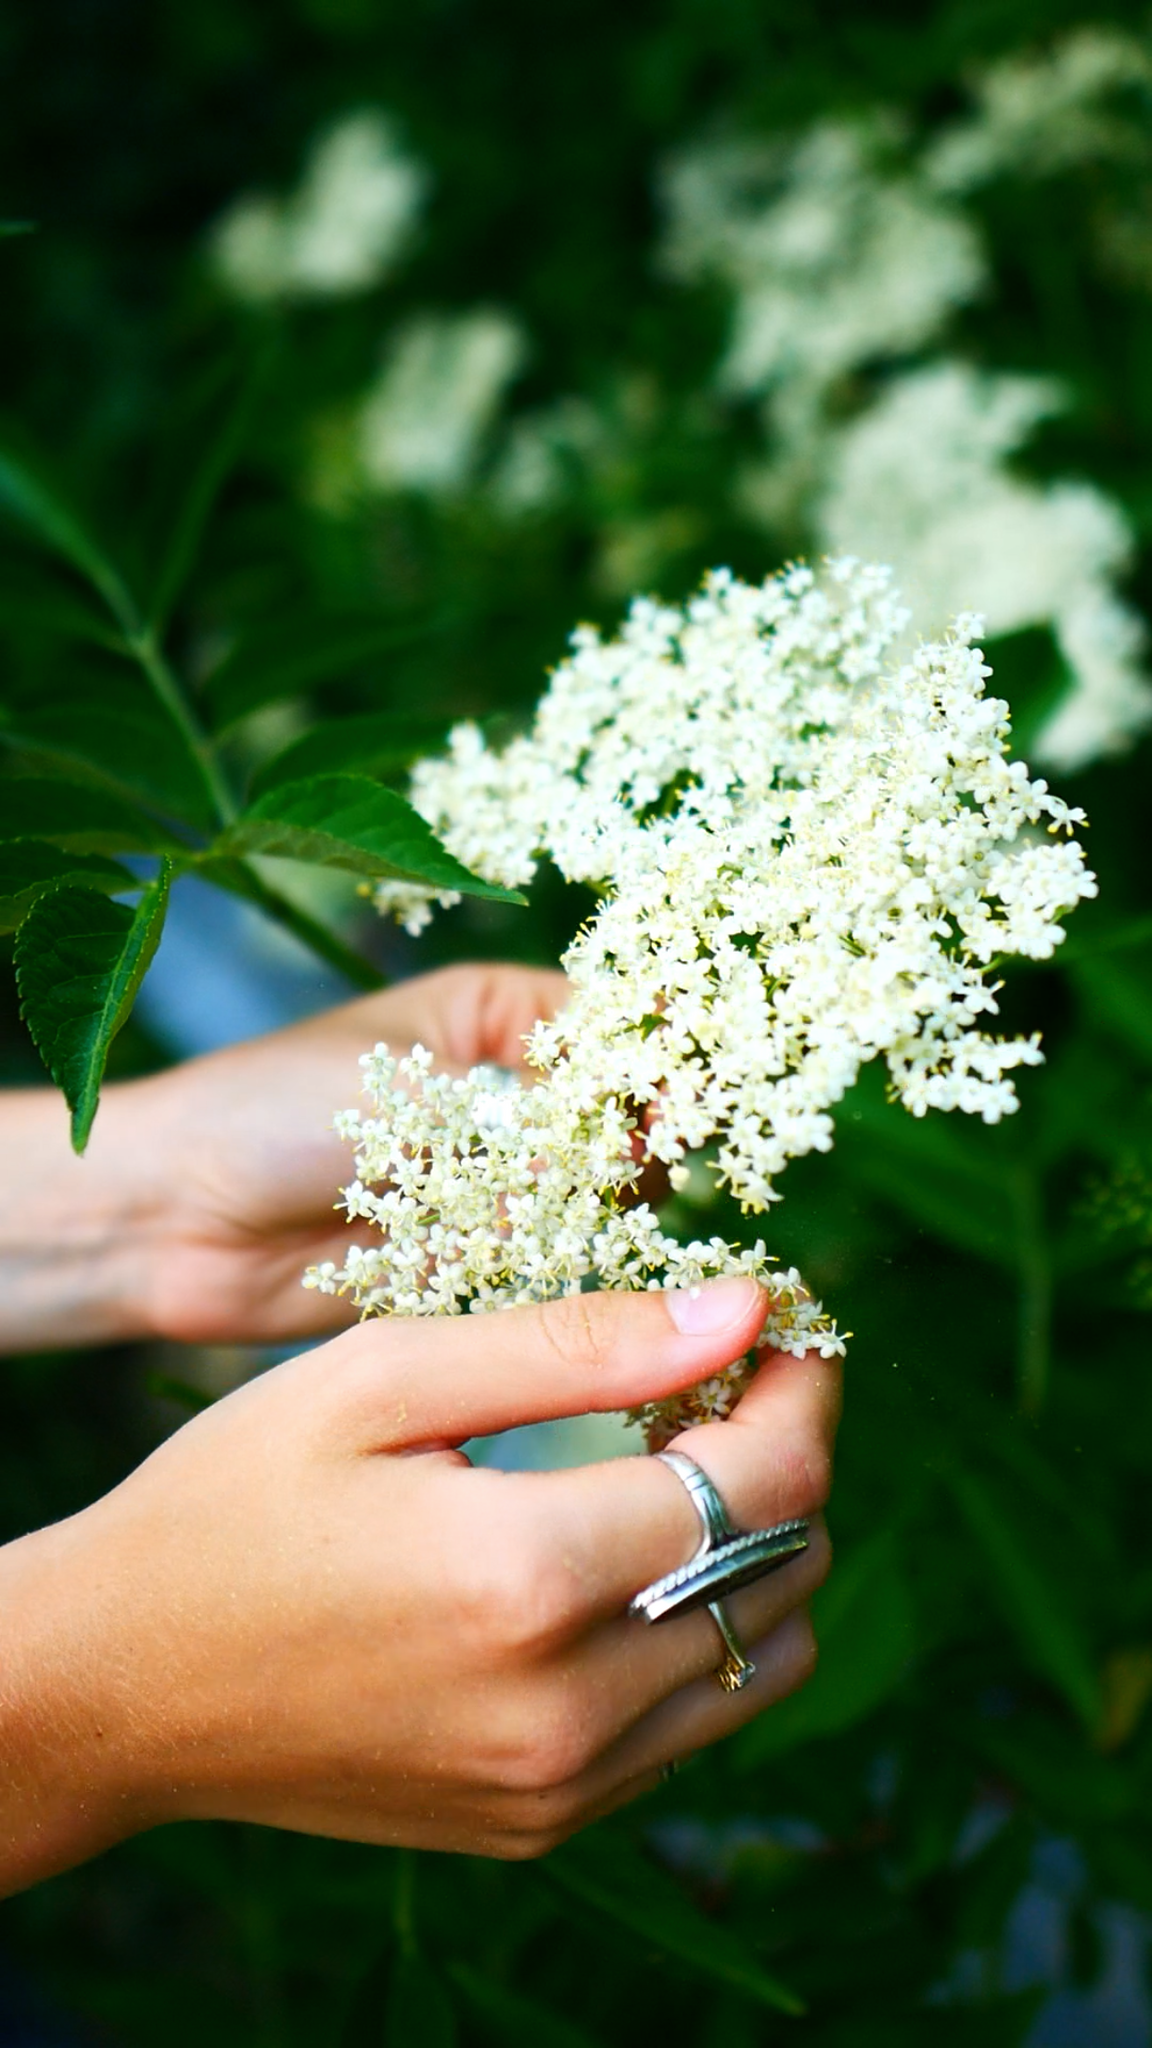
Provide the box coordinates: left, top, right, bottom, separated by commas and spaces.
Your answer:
96, 558, 382, 991
126, 627, 237, 826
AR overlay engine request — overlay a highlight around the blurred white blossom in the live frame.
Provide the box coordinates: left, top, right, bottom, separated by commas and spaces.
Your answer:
359, 310, 527, 496
660, 68, 1152, 772
661, 121, 984, 403
815, 363, 1152, 770
926, 28, 1152, 193
209, 110, 428, 302
308, 560, 1094, 1435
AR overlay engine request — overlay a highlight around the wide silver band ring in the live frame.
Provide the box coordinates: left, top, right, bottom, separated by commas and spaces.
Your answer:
629, 1449, 809, 1694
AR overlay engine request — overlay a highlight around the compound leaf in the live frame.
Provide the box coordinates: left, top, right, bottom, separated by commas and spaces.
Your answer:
0, 840, 134, 932
248, 712, 447, 799
0, 436, 135, 629
213, 774, 524, 902
15, 864, 172, 1151
203, 616, 434, 730
0, 777, 182, 853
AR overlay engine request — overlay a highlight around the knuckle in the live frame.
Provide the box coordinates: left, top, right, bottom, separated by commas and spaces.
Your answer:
493, 1821, 572, 1861
505, 1699, 597, 1796
537, 1290, 612, 1374
495, 1552, 580, 1658
776, 1437, 832, 1520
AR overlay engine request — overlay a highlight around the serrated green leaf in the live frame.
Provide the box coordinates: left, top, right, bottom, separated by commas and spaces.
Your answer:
734, 1529, 916, 1767
944, 1466, 1101, 1727
15, 865, 171, 1150
0, 778, 182, 853
248, 712, 447, 799
0, 436, 136, 630
0, 564, 125, 649
384, 1951, 457, 2048
0, 840, 134, 932
203, 616, 437, 730
545, 1829, 804, 2015
213, 774, 525, 902
4, 678, 219, 829
449, 1962, 598, 2048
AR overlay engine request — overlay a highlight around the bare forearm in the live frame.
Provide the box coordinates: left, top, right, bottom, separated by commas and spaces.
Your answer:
0, 1088, 160, 1352
0, 1514, 146, 1896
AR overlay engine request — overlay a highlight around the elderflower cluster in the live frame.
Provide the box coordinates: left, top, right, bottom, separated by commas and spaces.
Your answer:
307, 558, 1096, 1436
209, 111, 428, 303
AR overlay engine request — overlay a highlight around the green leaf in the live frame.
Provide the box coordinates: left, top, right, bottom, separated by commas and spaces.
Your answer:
213, 774, 525, 902
0, 435, 136, 631
384, 1951, 457, 2048
14, 865, 172, 1151
545, 1828, 804, 2015
835, 1068, 1020, 1267
0, 778, 182, 853
203, 616, 437, 730
3, 676, 219, 830
248, 712, 447, 800
944, 1466, 1101, 1727
147, 360, 263, 634
449, 1962, 598, 2048
734, 1529, 916, 1767
0, 840, 134, 932
0, 564, 125, 649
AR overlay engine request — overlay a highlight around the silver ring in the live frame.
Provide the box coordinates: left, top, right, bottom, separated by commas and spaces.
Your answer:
629, 1450, 810, 1693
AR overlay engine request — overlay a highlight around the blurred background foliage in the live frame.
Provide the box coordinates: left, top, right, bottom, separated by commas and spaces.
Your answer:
4, 0, 1152, 2041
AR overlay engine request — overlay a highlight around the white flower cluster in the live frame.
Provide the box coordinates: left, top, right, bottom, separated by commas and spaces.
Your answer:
209, 111, 428, 302
307, 559, 1096, 1436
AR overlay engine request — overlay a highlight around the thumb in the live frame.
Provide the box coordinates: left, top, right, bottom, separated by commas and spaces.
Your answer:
340, 1278, 768, 1451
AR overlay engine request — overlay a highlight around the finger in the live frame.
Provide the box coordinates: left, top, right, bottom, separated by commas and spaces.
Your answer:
305, 964, 569, 1076
565, 1516, 830, 1741
521, 1346, 840, 1624
577, 1607, 817, 1812
333, 1276, 770, 1449
431, 964, 570, 1073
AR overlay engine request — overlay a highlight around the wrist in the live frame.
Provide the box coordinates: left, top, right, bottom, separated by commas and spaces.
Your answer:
0, 1508, 163, 1895
0, 1078, 175, 1352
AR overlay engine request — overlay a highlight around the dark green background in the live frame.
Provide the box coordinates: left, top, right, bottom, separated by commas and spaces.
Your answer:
3, 2, 1152, 2041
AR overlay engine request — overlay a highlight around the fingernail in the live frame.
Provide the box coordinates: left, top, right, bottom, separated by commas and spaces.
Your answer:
666, 1276, 763, 1336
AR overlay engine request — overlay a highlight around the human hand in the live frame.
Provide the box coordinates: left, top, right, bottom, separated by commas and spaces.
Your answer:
0, 964, 567, 1351
0, 1278, 838, 1891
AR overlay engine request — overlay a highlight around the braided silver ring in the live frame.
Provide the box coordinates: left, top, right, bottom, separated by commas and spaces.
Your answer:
629, 1449, 809, 1693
